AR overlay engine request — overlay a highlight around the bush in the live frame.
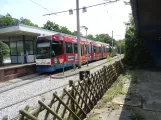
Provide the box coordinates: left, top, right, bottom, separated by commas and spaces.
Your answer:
0, 41, 10, 65
124, 17, 151, 68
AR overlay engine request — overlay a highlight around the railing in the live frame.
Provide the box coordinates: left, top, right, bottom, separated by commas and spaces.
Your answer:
15, 59, 124, 120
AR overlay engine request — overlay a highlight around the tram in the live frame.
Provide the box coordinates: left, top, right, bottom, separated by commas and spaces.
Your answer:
36, 34, 109, 72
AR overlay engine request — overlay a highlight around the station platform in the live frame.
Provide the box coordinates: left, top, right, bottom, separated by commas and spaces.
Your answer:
0, 63, 36, 82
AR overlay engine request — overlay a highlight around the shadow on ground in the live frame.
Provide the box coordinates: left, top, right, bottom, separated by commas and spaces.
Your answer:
111, 68, 161, 120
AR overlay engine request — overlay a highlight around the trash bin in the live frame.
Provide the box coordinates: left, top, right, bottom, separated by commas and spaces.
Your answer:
79, 71, 90, 80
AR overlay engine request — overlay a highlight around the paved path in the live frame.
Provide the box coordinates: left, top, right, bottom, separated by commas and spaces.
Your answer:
0, 56, 122, 119
86, 69, 161, 120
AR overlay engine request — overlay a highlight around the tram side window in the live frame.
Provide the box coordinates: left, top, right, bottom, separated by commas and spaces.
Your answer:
81, 45, 83, 55
74, 44, 77, 53
91, 45, 93, 53
85, 45, 88, 52
99, 47, 101, 53
93, 46, 96, 52
65, 42, 73, 53
51, 41, 63, 57
107, 48, 109, 52
88, 45, 91, 53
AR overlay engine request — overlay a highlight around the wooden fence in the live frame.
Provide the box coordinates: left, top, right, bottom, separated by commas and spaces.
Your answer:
17, 60, 124, 120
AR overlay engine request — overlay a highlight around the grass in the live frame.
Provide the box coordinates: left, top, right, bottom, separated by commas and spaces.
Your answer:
101, 80, 124, 103
94, 73, 131, 109
133, 71, 138, 84
107, 55, 112, 61
129, 110, 145, 120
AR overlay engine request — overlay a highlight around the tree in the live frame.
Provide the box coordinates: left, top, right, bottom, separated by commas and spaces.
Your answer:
87, 34, 95, 40
0, 13, 39, 27
124, 16, 151, 67
115, 40, 125, 54
0, 13, 19, 27
59, 26, 73, 35
120, 40, 125, 54
124, 1, 130, 5
20, 17, 38, 27
95, 34, 113, 45
72, 31, 83, 36
0, 41, 10, 65
43, 20, 60, 31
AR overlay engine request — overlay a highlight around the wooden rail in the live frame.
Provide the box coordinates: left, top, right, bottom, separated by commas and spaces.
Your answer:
16, 59, 124, 120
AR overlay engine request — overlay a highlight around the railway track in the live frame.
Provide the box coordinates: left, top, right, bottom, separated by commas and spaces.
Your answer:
0, 56, 121, 96
0, 74, 48, 94
0, 81, 70, 110
0, 73, 45, 88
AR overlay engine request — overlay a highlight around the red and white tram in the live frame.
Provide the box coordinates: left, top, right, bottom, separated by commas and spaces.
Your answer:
36, 34, 109, 72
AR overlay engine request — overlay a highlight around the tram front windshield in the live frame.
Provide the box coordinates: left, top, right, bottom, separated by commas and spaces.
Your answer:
36, 40, 63, 59
36, 41, 51, 59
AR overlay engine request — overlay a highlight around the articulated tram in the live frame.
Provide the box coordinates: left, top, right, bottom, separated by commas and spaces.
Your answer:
36, 34, 109, 72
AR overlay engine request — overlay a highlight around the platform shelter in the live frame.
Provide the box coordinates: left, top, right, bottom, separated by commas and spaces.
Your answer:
0, 24, 57, 64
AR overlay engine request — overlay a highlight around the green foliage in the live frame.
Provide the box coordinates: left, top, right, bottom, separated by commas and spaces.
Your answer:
115, 40, 125, 54
59, 26, 74, 35
120, 40, 125, 54
109, 46, 112, 53
133, 71, 138, 84
0, 13, 19, 26
95, 34, 113, 45
43, 20, 60, 31
107, 55, 112, 60
0, 13, 39, 27
19, 17, 38, 27
43, 20, 77, 35
129, 111, 145, 120
87, 34, 95, 40
0, 41, 10, 65
124, 16, 151, 67
101, 80, 124, 103
72, 31, 83, 36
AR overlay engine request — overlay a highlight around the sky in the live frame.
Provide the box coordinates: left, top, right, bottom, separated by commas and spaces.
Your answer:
0, 0, 131, 40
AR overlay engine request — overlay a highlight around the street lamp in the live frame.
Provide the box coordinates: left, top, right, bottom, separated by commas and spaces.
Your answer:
80, 26, 88, 66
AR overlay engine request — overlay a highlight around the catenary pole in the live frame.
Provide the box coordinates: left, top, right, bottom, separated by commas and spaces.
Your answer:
85, 27, 88, 66
112, 30, 113, 55
76, 0, 81, 68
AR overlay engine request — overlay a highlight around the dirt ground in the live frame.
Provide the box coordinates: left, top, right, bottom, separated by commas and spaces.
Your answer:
85, 69, 161, 120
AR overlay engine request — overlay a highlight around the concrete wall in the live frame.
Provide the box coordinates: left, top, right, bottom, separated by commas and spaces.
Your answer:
145, 38, 161, 68
0, 64, 36, 81
131, 0, 161, 36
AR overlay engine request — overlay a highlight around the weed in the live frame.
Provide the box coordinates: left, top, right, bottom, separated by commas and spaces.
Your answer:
101, 81, 124, 103
118, 91, 127, 95
133, 71, 138, 84
107, 55, 112, 61
129, 111, 145, 120
63, 117, 73, 120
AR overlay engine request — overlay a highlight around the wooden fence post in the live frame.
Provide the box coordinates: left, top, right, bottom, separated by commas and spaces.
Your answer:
69, 80, 76, 119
